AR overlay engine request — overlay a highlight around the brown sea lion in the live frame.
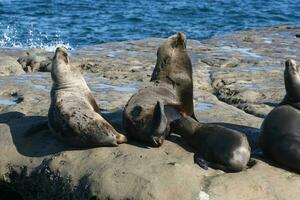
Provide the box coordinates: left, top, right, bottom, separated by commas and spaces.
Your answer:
123, 82, 182, 146
171, 114, 251, 172
17, 52, 52, 72
151, 32, 195, 118
260, 59, 300, 172
123, 33, 194, 146
48, 47, 127, 147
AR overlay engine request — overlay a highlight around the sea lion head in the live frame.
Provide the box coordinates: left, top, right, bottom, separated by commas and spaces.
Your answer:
51, 47, 71, 84
168, 32, 187, 49
284, 59, 300, 101
151, 32, 190, 81
125, 101, 169, 147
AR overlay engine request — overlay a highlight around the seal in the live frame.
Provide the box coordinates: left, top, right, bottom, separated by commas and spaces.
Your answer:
48, 47, 127, 147
151, 32, 196, 118
17, 52, 52, 72
123, 82, 183, 147
171, 114, 251, 172
123, 33, 194, 146
260, 59, 300, 172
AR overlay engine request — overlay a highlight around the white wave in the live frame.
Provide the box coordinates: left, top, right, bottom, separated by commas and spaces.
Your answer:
0, 25, 72, 51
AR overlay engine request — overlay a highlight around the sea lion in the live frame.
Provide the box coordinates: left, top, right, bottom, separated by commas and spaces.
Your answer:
17, 52, 52, 72
171, 114, 251, 172
123, 82, 182, 146
48, 47, 127, 147
260, 59, 300, 171
123, 33, 194, 146
151, 32, 195, 118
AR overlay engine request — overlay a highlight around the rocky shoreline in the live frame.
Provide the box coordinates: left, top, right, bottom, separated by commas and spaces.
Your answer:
0, 26, 300, 200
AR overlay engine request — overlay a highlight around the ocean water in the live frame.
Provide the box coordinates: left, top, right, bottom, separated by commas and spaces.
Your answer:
0, 0, 299, 49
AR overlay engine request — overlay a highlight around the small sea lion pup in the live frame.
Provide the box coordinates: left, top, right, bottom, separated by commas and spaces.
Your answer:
48, 47, 127, 147
171, 114, 251, 172
124, 33, 194, 147
17, 52, 52, 72
260, 59, 300, 172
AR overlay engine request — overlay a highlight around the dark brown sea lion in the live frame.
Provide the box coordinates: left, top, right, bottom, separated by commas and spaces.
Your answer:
171, 114, 251, 172
151, 32, 195, 118
123, 33, 194, 146
48, 47, 127, 148
260, 59, 300, 172
17, 52, 52, 72
123, 82, 182, 146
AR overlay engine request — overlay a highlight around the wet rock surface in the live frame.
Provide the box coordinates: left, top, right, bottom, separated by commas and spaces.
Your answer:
0, 26, 299, 199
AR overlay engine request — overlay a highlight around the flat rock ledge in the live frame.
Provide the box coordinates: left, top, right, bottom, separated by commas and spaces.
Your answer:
0, 26, 300, 200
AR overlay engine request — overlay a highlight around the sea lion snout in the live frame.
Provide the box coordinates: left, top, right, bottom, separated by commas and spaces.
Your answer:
151, 136, 165, 147
168, 32, 187, 49
285, 59, 299, 74
54, 47, 69, 64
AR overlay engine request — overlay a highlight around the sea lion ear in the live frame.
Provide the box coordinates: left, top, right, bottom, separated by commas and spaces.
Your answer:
173, 32, 186, 49
26, 52, 30, 56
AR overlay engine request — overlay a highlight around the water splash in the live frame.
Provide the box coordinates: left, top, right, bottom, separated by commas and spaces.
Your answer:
0, 24, 72, 51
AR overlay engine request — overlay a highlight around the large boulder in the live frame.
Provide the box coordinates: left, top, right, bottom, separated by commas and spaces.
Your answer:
0, 26, 299, 199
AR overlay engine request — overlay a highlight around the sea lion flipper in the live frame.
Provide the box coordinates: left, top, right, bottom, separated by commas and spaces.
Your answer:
194, 153, 209, 170
153, 101, 168, 134
164, 105, 182, 123
116, 132, 128, 144
191, 113, 198, 122
247, 159, 257, 168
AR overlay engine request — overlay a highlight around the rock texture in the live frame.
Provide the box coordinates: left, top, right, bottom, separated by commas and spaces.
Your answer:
0, 26, 300, 199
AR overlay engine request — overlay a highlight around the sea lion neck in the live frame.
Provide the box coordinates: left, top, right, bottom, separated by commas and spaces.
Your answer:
171, 116, 200, 136
51, 66, 87, 91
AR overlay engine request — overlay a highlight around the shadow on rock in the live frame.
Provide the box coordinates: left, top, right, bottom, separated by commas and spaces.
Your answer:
101, 109, 150, 149
256, 154, 300, 174
0, 111, 69, 157
101, 109, 125, 133
1, 160, 98, 200
0, 182, 23, 200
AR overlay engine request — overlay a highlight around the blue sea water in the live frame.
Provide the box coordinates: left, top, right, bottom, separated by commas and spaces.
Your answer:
0, 0, 299, 49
